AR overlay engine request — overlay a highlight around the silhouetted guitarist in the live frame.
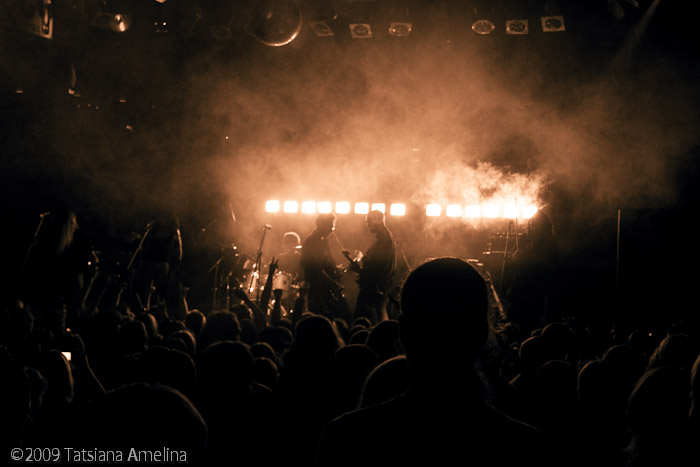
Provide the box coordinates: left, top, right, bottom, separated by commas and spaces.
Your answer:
343, 210, 395, 324
301, 213, 345, 319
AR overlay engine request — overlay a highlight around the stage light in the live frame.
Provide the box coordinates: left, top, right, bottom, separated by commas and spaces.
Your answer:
483, 204, 500, 218
465, 205, 481, 218
541, 16, 566, 32
349, 23, 372, 39
335, 201, 351, 214
506, 20, 529, 35
318, 201, 332, 213
371, 203, 386, 214
309, 20, 334, 36
301, 201, 316, 214
503, 203, 519, 219
283, 200, 298, 213
248, 0, 303, 46
426, 204, 441, 217
388, 22, 412, 37
265, 200, 280, 213
446, 204, 463, 218
91, 13, 131, 33
523, 205, 538, 219
472, 20, 495, 35
390, 203, 406, 216
355, 202, 370, 215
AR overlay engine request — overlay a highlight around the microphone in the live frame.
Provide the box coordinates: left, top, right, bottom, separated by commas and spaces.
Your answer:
39, 212, 50, 218
263, 224, 272, 230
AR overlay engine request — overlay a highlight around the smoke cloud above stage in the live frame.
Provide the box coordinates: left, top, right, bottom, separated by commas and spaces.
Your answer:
3, 3, 699, 266
162, 33, 700, 256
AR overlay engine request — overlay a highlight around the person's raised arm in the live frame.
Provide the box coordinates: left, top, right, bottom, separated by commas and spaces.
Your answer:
232, 286, 268, 331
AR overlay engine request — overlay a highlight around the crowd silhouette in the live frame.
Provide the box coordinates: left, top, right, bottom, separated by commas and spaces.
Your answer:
2, 210, 699, 466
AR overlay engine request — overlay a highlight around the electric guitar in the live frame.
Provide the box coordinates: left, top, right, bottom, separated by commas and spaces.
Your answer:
341, 250, 363, 274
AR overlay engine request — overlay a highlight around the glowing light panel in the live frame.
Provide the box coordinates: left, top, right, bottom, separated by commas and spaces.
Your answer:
426, 204, 441, 217
446, 204, 463, 218
265, 200, 280, 213
483, 204, 500, 218
283, 200, 298, 213
301, 201, 316, 214
390, 203, 406, 216
371, 203, 386, 214
503, 203, 519, 219
318, 201, 332, 213
335, 201, 351, 214
355, 202, 369, 215
465, 205, 481, 218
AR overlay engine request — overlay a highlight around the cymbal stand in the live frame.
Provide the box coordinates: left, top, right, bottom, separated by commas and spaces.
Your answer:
20, 212, 50, 274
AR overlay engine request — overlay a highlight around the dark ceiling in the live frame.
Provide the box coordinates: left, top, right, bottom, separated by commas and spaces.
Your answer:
2, 1, 694, 105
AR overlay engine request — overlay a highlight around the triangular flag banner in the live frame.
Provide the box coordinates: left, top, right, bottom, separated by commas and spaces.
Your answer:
541, 16, 566, 32
506, 20, 529, 35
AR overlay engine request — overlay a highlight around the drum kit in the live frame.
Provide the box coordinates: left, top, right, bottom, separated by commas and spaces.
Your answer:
210, 243, 302, 315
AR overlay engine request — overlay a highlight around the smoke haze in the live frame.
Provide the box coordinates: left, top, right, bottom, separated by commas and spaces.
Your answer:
3, 1, 699, 266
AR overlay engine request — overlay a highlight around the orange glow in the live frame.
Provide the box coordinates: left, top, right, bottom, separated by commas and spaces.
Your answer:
265, 200, 280, 213
317, 201, 332, 213
355, 202, 370, 215
371, 203, 386, 213
482, 204, 500, 218
301, 201, 316, 214
523, 205, 538, 219
446, 204, 462, 217
283, 201, 298, 213
465, 205, 481, 218
503, 203, 519, 219
335, 201, 351, 214
390, 203, 406, 216
426, 204, 441, 217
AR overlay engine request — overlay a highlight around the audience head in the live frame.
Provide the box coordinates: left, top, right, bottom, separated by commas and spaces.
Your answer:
691, 353, 700, 427
359, 355, 412, 408
76, 383, 207, 461
627, 366, 691, 446
366, 319, 401, 362
184, 310, 206, 338
399, 257, 488, 385
198, 310, 241, 351
198, 340, 254, 398
117, 320, 149, 356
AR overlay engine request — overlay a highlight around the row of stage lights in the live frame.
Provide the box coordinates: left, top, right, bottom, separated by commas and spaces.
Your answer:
265, 200, 538, 219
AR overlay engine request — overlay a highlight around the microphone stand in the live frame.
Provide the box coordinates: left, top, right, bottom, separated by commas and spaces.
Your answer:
125, 221, 155, 300
208, 256, 223, 311
250, 225, 271, 304
20, 212, 50, 274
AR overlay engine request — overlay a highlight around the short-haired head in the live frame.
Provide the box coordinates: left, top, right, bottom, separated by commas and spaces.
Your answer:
283, 231, 300, 246
315, 213, 336, 234
399, 257, 489, 356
